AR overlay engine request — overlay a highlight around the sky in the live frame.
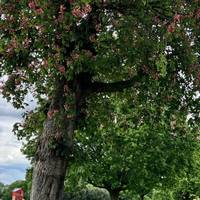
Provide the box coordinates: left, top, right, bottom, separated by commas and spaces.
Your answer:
0, 95, 35, 185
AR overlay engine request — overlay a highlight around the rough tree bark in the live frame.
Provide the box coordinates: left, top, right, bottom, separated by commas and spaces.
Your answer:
30, 119, 74, 200
30, 79, 76, 200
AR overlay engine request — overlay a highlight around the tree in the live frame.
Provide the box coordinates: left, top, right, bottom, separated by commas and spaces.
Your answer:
65, 93, 199, 200
172, 148, 200, 200
0, 182, 5, 199
1, 1, 200, 200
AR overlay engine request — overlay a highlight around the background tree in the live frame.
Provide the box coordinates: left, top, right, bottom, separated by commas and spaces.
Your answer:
1, 1, 200, 200
172, 150, 200, 200
0, 182, 5, 199
64, 93, 200, 200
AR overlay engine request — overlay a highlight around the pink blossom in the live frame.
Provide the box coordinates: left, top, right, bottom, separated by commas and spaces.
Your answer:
59, 5, 66, 15
36, 8, 44, 14
72, 6, 83, 18
47, 110, 54, 119
42, 59, 48, 68
47, 109, 59, 119
58, 65, 65, 74
72, 4, 92, 18
58, 5, 66, 21
28, 1, 36, 9
83, 4, 92, 14
167, 23, 175, 33
196, 9, 200, 19
173, 14, 182, 23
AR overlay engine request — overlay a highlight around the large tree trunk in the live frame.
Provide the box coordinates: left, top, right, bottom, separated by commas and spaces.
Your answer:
30, 79, 76, 200
30, 74, 91, 200
30, 117, 74, 200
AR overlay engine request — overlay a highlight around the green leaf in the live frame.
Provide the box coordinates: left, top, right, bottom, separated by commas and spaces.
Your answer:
156, 53, 168, 77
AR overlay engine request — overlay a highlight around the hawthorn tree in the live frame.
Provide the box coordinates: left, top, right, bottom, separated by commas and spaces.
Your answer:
1, 1, 200, 200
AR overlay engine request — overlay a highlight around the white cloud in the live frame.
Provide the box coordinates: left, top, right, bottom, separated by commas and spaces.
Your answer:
0, 96, 33, 184
0, 146, 28, 166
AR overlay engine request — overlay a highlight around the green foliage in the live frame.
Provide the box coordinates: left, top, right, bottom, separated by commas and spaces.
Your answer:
65, 92, 200, 198
2, 1, 200, 145
145, 189, 174, 200
1, 0, 200, 198
156, 53, 167, 77
173, 173, 200, 199
25, 168, 33, 198
64, 187, 110, 200
0, 182, 5, 199
13, 104, 46, 160
1, 0, 200, 108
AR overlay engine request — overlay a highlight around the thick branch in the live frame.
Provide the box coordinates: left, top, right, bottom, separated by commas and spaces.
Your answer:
97, 0, 137, 13
95, 1, 172, 20
90, 75, 141, 93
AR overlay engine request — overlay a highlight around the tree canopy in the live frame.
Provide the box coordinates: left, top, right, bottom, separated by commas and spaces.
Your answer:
1, 1, 200, 200
64, 93, 200, 199
1, 0, 200, 109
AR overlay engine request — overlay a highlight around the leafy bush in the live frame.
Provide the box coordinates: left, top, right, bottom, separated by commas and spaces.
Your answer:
64, 188, 110, 200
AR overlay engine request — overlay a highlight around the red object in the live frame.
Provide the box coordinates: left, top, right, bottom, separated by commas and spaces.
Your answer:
12, 188, 24, 200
